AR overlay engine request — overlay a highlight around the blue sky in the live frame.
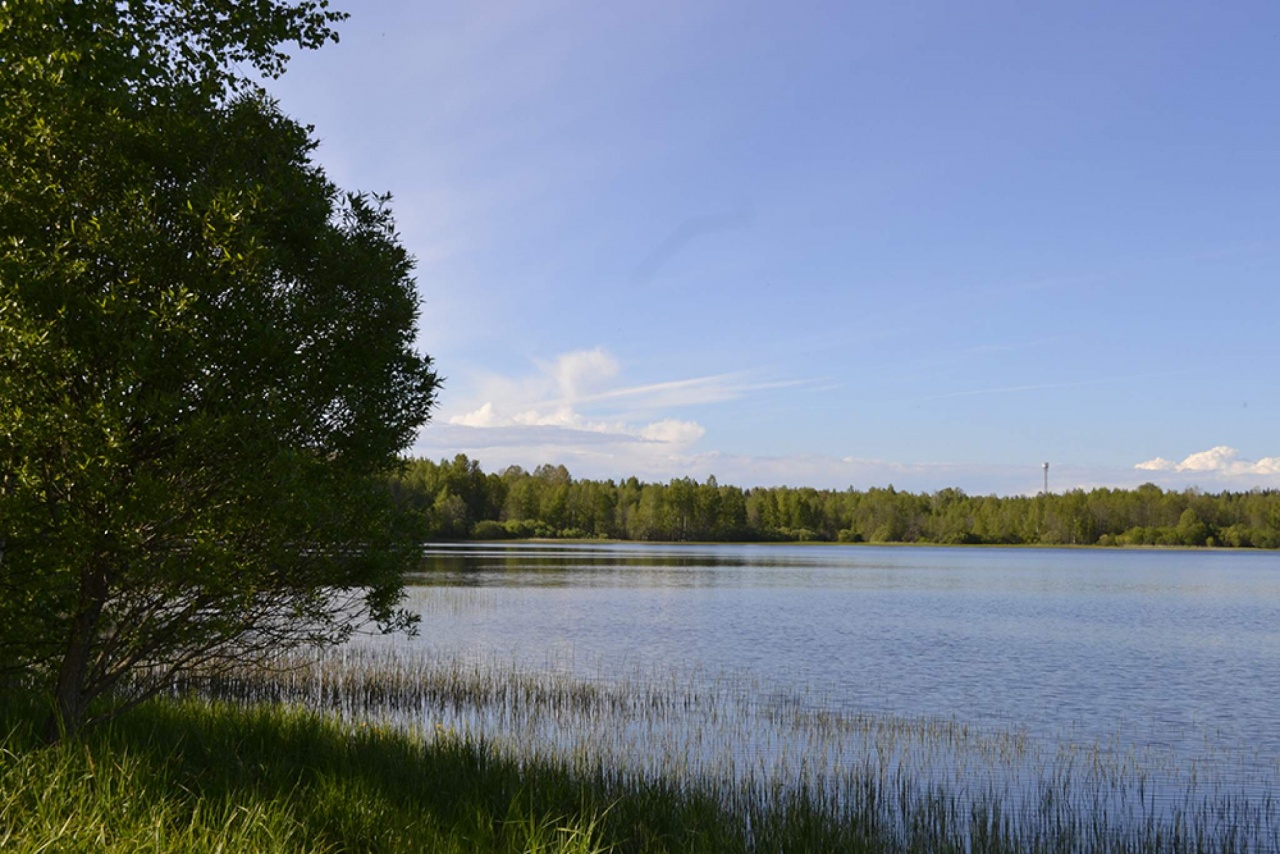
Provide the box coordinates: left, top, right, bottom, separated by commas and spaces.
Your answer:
266, 1, 1280, 494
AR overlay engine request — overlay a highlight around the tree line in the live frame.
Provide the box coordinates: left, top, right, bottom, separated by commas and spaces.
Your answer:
392, 456, 1280, 548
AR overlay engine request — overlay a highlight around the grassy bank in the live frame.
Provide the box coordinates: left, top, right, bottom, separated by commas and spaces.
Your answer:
0, 696, 896, 854
6, 656, 1273, 853
0, 698, 611, 853
188, 647, 1280, 854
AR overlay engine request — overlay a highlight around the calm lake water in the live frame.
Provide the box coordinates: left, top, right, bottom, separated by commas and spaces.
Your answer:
407, 542, 1280, 760
325, 542, 1280, 840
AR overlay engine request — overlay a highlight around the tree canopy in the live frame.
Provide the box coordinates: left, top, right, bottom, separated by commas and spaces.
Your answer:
393, 456, 1280, 549
0, 1, 439, 737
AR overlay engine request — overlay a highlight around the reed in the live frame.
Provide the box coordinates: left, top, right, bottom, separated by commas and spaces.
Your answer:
168, 643, 1279, 853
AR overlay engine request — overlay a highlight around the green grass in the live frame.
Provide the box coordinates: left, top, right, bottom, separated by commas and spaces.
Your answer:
0, 698, 615, 853
0, 696, 891, 854
184, 645, 1280, 854
4, 662, 1276, 853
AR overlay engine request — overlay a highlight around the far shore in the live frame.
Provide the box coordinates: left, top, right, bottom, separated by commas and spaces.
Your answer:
444, 537, 1266, 552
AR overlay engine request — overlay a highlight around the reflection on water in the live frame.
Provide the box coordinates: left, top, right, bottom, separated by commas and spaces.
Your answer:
325, 542, 1280, 845
410, 543, 1280, 760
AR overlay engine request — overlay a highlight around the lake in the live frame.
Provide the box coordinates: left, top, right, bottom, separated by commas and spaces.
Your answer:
408, 543, 1278, 749
321, 542, 1280, 845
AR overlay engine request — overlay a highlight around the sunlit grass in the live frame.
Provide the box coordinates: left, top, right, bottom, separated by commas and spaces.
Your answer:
0, 698, 615, 854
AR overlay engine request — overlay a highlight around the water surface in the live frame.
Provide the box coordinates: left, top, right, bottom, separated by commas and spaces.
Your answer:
404, 542, 1280, 768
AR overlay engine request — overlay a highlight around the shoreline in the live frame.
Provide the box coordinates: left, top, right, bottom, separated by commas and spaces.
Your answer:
447, 537, 1270, 552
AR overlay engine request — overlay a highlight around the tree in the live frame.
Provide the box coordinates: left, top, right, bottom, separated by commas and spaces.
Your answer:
1176, 508, 1210, 547
0, 1, 439, 738
431, 489, 471, 538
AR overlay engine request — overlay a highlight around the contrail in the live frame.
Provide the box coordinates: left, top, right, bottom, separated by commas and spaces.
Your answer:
632, 208, 754, 283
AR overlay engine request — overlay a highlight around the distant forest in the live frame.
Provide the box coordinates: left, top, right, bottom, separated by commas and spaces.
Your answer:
391, 456, 1280, 549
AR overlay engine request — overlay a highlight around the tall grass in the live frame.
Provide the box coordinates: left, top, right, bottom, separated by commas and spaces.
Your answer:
174, 645, 1280, 853
6, 653, 1277, 852
7, 603, 1276, 852
0, 698, 614, 854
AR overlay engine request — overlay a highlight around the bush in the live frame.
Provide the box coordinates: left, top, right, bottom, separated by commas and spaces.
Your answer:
471, 520, 509, 540
502, 520, 538, 539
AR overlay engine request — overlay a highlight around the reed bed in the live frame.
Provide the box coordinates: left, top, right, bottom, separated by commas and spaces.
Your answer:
175, 642, 1280, 853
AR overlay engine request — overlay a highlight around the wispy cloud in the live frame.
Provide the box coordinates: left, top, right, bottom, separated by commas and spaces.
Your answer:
439, 347, 806, 454
631, 208, 754, 283
574, 373, 809, 409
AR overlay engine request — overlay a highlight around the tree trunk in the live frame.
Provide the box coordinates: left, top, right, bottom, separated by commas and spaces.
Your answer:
43, 566, 108, 743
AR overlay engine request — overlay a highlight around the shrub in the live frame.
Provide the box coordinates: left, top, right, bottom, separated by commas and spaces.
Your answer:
472, 520, 509, 540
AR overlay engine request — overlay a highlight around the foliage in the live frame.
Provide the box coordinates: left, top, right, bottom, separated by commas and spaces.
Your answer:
395, 456, 1280, 548
0, 0, 438, 737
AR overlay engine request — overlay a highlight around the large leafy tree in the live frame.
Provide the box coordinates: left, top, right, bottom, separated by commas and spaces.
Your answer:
0, 1, 439, 737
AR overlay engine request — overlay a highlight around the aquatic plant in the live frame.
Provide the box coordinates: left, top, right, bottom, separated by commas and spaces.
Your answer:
172, 641, 1280, 853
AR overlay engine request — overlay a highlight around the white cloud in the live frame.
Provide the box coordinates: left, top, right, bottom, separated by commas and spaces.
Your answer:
639, 419, 705, 444
1178, 446, 1238, 472
451, 401, 499, 427
545, 347, 619, 400
442, 347, 751, 450
1135, 446, 1280, 478
422, 353, 1280, 495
